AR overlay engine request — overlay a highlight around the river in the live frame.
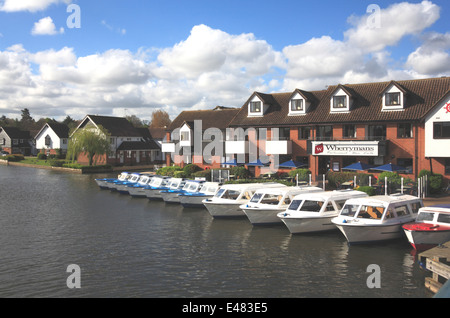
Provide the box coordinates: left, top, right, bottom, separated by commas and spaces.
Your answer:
0, 165, 432, 298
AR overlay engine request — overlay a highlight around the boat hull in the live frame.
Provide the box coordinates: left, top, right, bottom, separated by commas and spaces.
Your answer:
179, 194, 212, 208
95, 179, 111, 189
160, 191, 182, 204
403, 223, 450, 251
279, 216, 337, 234
203, 200, 246, 218
334, 223, 406, 244
241, 207, 284, 225
144, 188, 165, 200
128, 186, 147, 198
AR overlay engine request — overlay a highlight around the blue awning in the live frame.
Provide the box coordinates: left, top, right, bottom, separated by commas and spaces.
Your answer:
342, 161, 374, 171
246, 159, 270, 167
373, 163, 407, 172
279, 159, 307, 168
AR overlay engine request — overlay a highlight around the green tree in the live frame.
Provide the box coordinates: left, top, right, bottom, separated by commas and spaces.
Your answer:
67, 125, 111, 166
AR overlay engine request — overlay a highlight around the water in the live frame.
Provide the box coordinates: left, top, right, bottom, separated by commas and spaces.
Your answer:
0, 165, 432, 298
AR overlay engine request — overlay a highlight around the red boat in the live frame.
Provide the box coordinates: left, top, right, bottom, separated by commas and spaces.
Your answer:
402, 204, 450, 251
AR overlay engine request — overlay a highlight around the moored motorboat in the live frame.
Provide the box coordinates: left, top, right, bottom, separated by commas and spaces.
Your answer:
127, 173, 155, 197
332, 194, 423, 244
240, 186, 323, 225
402, 204, 450, 251
202, 182, 286, 218
143, 176, 172, 200
179, 182, 222, 208
277, 190, 368, 234
160, 179, 202, 204
98, 172, 130, 190
114, 172, 142, 194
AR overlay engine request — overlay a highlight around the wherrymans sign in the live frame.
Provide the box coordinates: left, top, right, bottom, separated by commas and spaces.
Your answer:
312, 141, 379, 156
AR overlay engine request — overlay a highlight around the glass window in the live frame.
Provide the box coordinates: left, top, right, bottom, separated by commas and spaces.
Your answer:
298, 127, 310, 140
368, 125, 386, 140
437, 213, 450, 224
317, 126, 333, 141
397, 158, 413, 174
398, 123, 412, 138
385, 92, 400, 106
288, 200, 303, 211
395, 205, 410, 217
434, 122, 450, 139
357, 205, 385, 219
260, 194, 282, 205
333, 96, 347, 108
250, 101, 262, 113
343, 125, 356, 138
250, 193, 263, 203
291, 99, 303, 111
417, 212, 435, 222
409, 202, 422, 214
334, 200, 348, 210
341, 204, 359, 217
446, 158, 450, 174
301, 200, 324, 212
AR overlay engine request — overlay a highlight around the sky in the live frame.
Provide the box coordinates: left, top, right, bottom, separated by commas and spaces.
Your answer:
0, 0, 449, 122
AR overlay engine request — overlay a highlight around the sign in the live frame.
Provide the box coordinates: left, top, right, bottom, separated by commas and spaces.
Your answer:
312, 141, 379, 156
444, 102, 450, 113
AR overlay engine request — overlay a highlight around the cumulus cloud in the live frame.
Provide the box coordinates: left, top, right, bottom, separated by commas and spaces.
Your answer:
0, 0, 71, 12
31, 17, 64, 35
0, 2, 447, 121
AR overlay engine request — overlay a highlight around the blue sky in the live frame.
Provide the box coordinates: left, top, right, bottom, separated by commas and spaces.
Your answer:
0, 0, 449, 121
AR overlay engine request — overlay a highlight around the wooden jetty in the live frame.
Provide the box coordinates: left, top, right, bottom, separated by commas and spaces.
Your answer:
419, 241, 450, 296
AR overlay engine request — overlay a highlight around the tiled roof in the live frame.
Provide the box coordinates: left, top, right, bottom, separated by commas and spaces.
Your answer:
0, 126, 31, 139
46, 122, 69, 138
85, 115, 142, 137
229, 77, 450, 127
117, 140, 160, 151
168, 106, 240, 131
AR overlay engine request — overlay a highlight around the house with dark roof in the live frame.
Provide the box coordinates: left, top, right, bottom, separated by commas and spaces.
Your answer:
225, 76, 450, 181
0, 126, 32, 156
162, 106, 240, 169
35, 122, 69, 156
72, 115, 161, 166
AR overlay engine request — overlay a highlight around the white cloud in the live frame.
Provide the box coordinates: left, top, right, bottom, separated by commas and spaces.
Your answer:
32, 17, 64, 35
0, 1, 447, 121
0, 0, 71, 12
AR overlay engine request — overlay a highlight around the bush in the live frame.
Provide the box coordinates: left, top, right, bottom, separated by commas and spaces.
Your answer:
327, 171, 374, 188
156, 165, 183, 176
173, 171, 187, 178
183, 164, 202, 177
192, 170, 212, 181
356, 186, 375, 196
288, 168, 311, 181
49, 159, 65, 167
230, 166, 252, 179
37, 153, 47, 160
429, 174, 443, 194
5, 154, 24, 162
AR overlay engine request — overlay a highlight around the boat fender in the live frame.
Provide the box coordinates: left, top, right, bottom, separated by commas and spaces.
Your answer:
343, 219, 347, 223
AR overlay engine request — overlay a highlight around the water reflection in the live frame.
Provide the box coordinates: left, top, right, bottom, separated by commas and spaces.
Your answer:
0, 165, 431, 297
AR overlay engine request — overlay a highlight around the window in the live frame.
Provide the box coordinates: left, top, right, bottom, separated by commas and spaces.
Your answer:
180, 132, 190, 141
45, 135, 51, 146
317, 126, 333, 141
343, 125, 356, 139
291, 99, 303, 111
417, 212, 435, 222
288, 200, 303, 211
433, 122, 450, 139
298, 127, 310, 140
341, 204, 359, 217
409, 202, 422, 214
300, 200, 324, 212
437, 213, 450, 224
397, 158, 413, 174
274, 127, 290, 140
62, 138, 67, 145
333, 96, 347, 108
1, 138, 5, 145
398, 123, 412, 138
357, 205, 385, 219
445, 158, 450, 174
12, 139, 18, 145
395, 205, 410, 217
250, 101, 261, 113
385, 92, 400, 106
368, 125, 386, 140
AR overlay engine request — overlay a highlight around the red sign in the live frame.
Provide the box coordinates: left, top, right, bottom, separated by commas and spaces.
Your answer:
444, 102, 450, 113
315, 143, 324, 154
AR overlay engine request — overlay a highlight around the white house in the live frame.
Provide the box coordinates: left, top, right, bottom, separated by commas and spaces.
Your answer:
35, 122, 69, 156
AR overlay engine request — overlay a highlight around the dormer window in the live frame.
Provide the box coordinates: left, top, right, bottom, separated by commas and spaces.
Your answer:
382, 81, 406, 111
333, 96, 347, 109
330, 85, 352, 113
385, 92, 400, 106
250, 101, 261, 113
291, 99, 303, 112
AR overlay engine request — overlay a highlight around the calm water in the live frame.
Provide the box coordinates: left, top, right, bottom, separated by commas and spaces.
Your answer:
0, 165, 432, 298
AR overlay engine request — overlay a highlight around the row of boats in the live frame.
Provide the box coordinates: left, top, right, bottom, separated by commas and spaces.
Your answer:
95, 171, 450, 251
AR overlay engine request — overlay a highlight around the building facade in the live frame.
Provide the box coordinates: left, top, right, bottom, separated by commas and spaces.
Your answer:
35, 122, 69, 156
163, 77, 450, 183
0, 126, 32, 156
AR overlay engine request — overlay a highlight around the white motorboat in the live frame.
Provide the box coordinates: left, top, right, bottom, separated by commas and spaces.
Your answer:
143, 176, 173, 200
277, 190, 368, 234
127, 174, 155, 197
332, 194, 423, 244
97, 172, 130, 190
202, 182, 286, 218
240, 186, 323, 225
402, 204, 450, 251
179, 182, 222, 208
160, 179, 203, 204
114, 172, 142, 194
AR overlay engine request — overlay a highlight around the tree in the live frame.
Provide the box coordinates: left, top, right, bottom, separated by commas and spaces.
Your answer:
20, 108, 35, 130
67, 125, 111, 166
149, 110, 171, 128
126, 114, 144, 127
